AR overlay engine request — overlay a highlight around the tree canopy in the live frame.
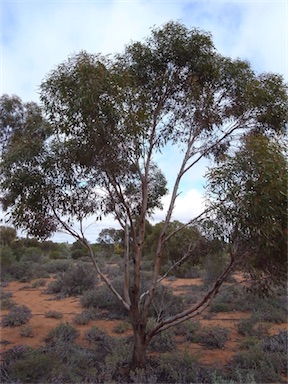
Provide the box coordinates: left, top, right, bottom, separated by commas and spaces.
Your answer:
204, 133, 287, 292
1, 21, 287, 368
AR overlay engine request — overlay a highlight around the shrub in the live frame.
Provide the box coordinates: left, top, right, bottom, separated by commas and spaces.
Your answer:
80, 285, 128, 319
195, 326, 230, 349
45, 263, 97, 297
2, 305, 32, 326
150, 284, 185, 319
44, 259, 71, 273
3, 348, 60, 383
112, 321, 131, 334
0, 297, 16, 310
229, 346, 286, 383
31, 278, 46, 288
84, 326, 115, 360
7, 260, 35, 281
73, 311, 91, 325
45, 322, 79, 344
149, 329, 176, 352
0, 246, 16, 277
260, 330, 288, 353
174, 320, 201, 341
237, 316, 270, 338
19, 325, 34, 337
21, 247, 43, 263
159, 352, 210, 383
44, 310, 63, 319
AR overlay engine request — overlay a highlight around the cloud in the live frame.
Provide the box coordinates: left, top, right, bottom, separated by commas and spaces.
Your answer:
152, 188, 205, 224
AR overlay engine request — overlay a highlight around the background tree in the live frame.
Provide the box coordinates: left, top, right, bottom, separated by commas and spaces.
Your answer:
0, 226, 17, 246
1, 22, 287, 368
204, 132, 287, 295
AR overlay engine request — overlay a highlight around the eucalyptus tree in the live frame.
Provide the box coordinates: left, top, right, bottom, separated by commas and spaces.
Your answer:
1, 22, 287, 367
204, 133, 287, 295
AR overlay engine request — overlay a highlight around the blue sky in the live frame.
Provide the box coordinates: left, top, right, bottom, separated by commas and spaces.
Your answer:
1, 0, 287, 242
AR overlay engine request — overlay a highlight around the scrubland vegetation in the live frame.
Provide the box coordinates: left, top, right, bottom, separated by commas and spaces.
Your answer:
0, 229, 287, 383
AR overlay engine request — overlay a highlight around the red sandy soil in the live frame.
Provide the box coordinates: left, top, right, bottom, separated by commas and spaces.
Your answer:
0, 275, 287, 368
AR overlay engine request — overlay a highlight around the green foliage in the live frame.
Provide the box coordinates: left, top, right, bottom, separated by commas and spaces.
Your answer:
45, 322, 79, 345
0, 297, 16, 310
194, 326, 230, 349
205, 133, 288, 289
80, 279, 128, 319
19, 325, 34, 338
149, 329, 176, 352
45, 263, 97, 297
31, 278, 46, 288
260, 330, 287, 353
44, 310, 63, 319
159, 352, 210, 384
0, 245, 16, 278
228, 346, 287, 383
4, 348, 60, 383
2, 305, 32, 326
237, 316, 270, 338
0, 226, 17, 246
112, 321, 131, 334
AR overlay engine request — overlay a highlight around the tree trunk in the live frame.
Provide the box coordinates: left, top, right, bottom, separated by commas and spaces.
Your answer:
131, 323, 147, 368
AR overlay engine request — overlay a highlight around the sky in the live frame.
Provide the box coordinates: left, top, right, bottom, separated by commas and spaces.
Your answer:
1, 0, 287, 242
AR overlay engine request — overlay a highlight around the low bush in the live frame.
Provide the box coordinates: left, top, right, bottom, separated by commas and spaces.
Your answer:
43, 259, 71, 274
260, 330, 287, 353
112, 321, 131, 334
0, 297, 16, 310
228, 346, 286, 383
80, 285, 128, 319
45, 263, 97, 297
2, 347, 60, 383
174, 319, 201, 340
19, 325, 34, 338
44, 310, 63, 319
2, 305, 32, 326
237, 316, 270, 338
73, 311, 91, 325
84, 326, 115, 360
45, 322, 79, 345
158, 352, 211, 383
195, 326, 230, 349
149, 329, 176, 352
31, 278, 46, 288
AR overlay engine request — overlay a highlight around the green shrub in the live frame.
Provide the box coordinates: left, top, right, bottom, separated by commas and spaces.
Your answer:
260, 330, 287, 353
44, 310, 63, 319
7, 260, 35, 281
149, 329, 176, 352
31, 278, 46, 288
0, 246, 16, 277
159, 352, 210, 383
21, 247, 43, 263
174, 319, 201, 340
0, 297, 16, 310
84, 326, 115, 359
2, 305, 32, 326
229, 346, 286, 383
80, 284, 128, 319
195, 326, 230, 349
73, 311, 91, 325
19, 325, 34, 337
45, 322, 79, 344
237, 316, 270, 338
44, 259, 71, 273
112, 321, 131, 334
4, 348, 60, 383
45, 263, 97, 297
